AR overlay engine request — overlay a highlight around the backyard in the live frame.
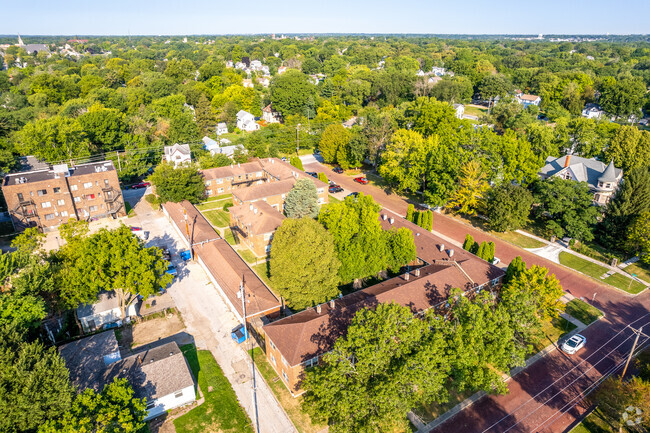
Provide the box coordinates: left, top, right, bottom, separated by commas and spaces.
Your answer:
565, 299, 604, 326
174, 344, 254, 433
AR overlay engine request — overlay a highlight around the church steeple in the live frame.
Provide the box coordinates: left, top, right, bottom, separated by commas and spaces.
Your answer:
17, 34, 24, 46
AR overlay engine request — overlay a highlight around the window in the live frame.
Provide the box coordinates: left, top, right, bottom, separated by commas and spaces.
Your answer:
318, 198, 324, 204
37, 189, 47, 196
216, 178, 223, 184
265, 245, 271, 253
256, 171, 262, 177
281, 355, 288, 366
60, 211, 68, 217
281, 194, 285, 199
270, 340, 276, 350
83, 182, 92, 189
282, 371, 288, 382
104, 179, 109, 187
70, 184, 78, 191
17, 193, 23, 201
205, 180, 212, 186
44, 213, 55, 221
270, 354, 276, 365
89, 205, 98, 212
87, 194, 96, 200
174, 390, 183, 398
146, 401, 156, 410
57, 199, 65, 206
304, 356, 318, 368
217, 188, 224, 193
317, 188, 324, 194
206, 190, 212, 196
95, 181, 98, 186
53, 187, 61, 193
74, 197, 81, 203
42, 201, 51, 208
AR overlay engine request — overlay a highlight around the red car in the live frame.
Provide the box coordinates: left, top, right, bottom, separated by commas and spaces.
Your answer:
354, 177, 369, 185
131, 182, 151, 189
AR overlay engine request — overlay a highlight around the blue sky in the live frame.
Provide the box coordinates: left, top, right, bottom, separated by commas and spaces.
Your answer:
4, 0, 649, 35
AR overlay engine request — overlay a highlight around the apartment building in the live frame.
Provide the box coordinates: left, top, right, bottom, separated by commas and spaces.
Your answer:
229, 201, 285, 256
3, 161, 125, 232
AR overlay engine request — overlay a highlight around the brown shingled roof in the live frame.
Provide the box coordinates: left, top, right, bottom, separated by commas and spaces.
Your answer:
230, 201, 286, 236
163, 200, 219, 245
195, 239, 280, 318
233, 178, 296, 203
259, 158, 328, 188
201, 160, 265, 180
518, 94, 540, 101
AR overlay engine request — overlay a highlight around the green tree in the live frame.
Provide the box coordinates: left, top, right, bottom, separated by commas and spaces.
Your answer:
604, 126, 650, 172
504, 256, 527, 285
58, 225, 172, 318
18, 116, 90, 161
0, 336, 75, 433
599, 76, 646, 118
588, 377, 650, 431
284, 178, 320, 219
195, 94, 216, 135
40, 378, 147, 433
317, 172, 329, 184
302, 303, 450, 433
628, 211, 650, 264
385, 228, 417, 272
270, 70, 315, 117
77, 106, 127, 150
448, 160, 489, 216
462, 234, 474, 251
406, 204, 415, 223
270, 218, 340, 310
319, 124, 351, 165
319, 194, 391, 284
531, 178, 600, 242
478, 74, 513, 112
198, 152, 231, 170
289, 156, 304, 171
149, 164, 206, 204
486, 184, 534, 232
476, 241, 487, 261
379, 129, 429, 194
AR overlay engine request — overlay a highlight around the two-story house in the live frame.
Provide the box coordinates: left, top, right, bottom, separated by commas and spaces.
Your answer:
163, 144, 192, 167
229, 201, 285, 256
236, 110, 260, 132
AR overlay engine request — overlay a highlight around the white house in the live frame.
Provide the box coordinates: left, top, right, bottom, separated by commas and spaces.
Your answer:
262, 104, 281, 124
203, 136, 244, 158
164, 143, 192, 167
582, 103, 605, 119
236, 110, 260, 132
216, 122, 228, 136
77, 292, 139, 333
60, 335, 196, 421
515, 93, 541, 108
453, 103, 465, 119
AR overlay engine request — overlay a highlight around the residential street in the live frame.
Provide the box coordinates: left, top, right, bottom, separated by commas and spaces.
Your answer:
302, 155, 650, 433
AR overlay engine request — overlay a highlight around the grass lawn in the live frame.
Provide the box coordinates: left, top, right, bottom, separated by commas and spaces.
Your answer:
249, 348, 324, 433
174, 344, 253, 433
492, 231, 545, 249
624, 261, 650, 284
559, 252, 609, 279
531, 316, 577, 354
125, 201, 136, 217
252, 262, 273, 288
463, 105, 488, 117
570, 408, 615, 433
238, 248, 259, 264
202, 209, 231, 228
196, 198, 232, 212
223, 228, 238, 246
565, 299, 604, 326
412, 386, 474, 423
200, 193, 231, 203
603, 272, 646, 294
328, 195, 341, 204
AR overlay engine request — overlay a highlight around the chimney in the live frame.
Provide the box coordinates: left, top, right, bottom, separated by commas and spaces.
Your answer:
249, 203, 253, 211
382, 214, 387, 220
389, 217, 394, 224
404, 273, 410, 281
316, 304, 321, 314
448, 249, 454, 257
415, 268, 420, 277
564, 155, 571, 168
329, 299, 335, 308
439, 244, 444, 252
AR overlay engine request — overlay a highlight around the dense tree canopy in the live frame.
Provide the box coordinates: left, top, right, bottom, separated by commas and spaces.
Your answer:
284, 178, 320, 219
149, 163, 206, 204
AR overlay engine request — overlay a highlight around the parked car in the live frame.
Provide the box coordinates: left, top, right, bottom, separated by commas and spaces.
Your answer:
103, 320, 122, 330
281, 157, 287, 162
492, 257, 501, 265
179, 250, 192, 261
354, 176, 369, 185
131, 182, 151, 189
306, 171, 318, 178
332, 167, 343, 174
329, 185, 344, 193
161, 247, 171, 261
130, 226, 142, 231
347, 192, 360, 199
561, 334, 586, 355
231, 324, 248, 343
166, 264, 178, 276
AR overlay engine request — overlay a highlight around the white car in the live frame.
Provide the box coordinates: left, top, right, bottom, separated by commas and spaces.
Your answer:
561, 334, 586, 355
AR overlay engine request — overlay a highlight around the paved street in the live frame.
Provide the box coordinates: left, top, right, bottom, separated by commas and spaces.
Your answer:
302, 155, 650, 433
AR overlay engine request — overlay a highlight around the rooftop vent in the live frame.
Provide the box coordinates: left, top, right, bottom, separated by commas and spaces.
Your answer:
253, 207, 258, 214
329, 299, 335, 308
404, 273, 410, 281
389, 217, 394, 224
439, 244, 444, 252
316, 304, 321, 314
415, 269, 421, 277
448, 249, 454, 257
382, 214, 387, 220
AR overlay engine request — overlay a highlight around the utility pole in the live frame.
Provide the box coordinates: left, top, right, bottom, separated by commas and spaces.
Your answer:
296, 123, 301, 156
239, 282, 260, 433
183, 207, 193, 260
117, 152, 122, 172
621, 326, 643, 381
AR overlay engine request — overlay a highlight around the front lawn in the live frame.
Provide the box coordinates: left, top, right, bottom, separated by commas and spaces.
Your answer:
412, 386, 474, 424
252, 262, 274, 288
174, 344, 253, 433
625, 261, 650, 284
559, 252, 609, 279
202, 209, 231, 228
492, 231, 545, 249
249, 348, 325, 433
328, 195, 341, 204
603, 272, 646, 294
570, 408, 614, 433
223, 228, 238, 245
531, 316, 577, 354
238, 248, 259, 264
565, 299, 604, 326
463, 105, 488, 118
196, 198, 232, 212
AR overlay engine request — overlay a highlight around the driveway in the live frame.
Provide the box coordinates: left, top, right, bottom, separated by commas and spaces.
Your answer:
300, 155, 650, 433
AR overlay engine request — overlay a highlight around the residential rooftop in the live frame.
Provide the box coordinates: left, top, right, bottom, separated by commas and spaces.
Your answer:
233, 178, 296, 202
3, 160, 117, 186
163, 200, 220, 245
230, 201, 286, 235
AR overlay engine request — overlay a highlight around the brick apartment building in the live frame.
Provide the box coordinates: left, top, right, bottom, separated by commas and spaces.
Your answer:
229, 201, 285, 256
262, 209, 505, 397
3, 161, 126, 232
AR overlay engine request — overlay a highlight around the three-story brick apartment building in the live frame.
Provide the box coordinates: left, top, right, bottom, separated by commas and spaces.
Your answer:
3, 161, 126, 232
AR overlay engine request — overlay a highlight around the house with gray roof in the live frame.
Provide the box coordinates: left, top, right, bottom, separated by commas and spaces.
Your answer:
539, 155, 623, 205
77, 291, 139, 333
164, 143, 192, 168
60, 332, 196, 421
